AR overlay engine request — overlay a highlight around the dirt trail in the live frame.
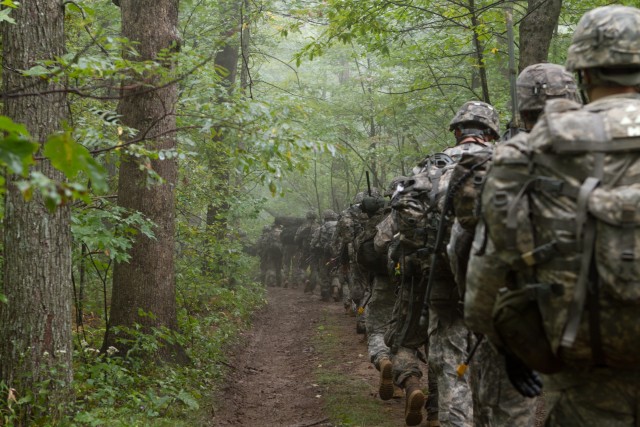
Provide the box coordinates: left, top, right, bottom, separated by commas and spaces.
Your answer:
211, 286, 412, 427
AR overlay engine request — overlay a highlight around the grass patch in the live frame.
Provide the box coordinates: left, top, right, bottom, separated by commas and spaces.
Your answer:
312, 310, 400, 427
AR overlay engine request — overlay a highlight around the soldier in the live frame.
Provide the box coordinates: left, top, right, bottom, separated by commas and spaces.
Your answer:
465, 5, 640, 426
447, 63, 579, 426
332, 191, 377, 320
257, 223, 283, 287
294, 210, 319, 291
357, 182, 396, 401
387, 100, 500, 427
309, 209, 339, 301
277, 216, 305, 288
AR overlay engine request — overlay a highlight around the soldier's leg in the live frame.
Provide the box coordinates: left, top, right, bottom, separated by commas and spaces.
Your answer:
366, 275, 395, 400
317, 258, 331, 301
427, 360, 439, 426
282, 246, 292, 287
330, 273, 341, 301
471, 339, 537, 426
429, 314, 473, 427
274, 252, 283, 288
305, 258, 319, 293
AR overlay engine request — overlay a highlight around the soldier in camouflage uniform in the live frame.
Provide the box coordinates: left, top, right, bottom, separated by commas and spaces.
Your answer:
385, 101, 500, 426
277, 217, 305, 288
257, 223, 283, 287
447, 64, 579, 427
309, 209, 339, 301
465, 5, 640, 426
332, 191, 377, 318
294, 210, 319, 291
356, 183, 397, 401
425, 101, 499, 427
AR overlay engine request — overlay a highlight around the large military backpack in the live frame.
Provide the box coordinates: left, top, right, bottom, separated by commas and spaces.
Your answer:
311, 220, 337, 257
392, 146, 487, 306
354, 209, 390, 276
485, 97, 640, 373
391, 153, 455, 263
277, 217, 305, 246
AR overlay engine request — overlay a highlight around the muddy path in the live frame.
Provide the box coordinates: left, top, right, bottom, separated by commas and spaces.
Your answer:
211, 286, 416, 427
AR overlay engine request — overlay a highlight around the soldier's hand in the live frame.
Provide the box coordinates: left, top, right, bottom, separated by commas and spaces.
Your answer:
504, 352, 543, 398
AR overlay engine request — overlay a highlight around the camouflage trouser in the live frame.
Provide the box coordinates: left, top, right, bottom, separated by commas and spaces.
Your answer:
470, 339, 537, 427
315, 255, 332, 300
383, 275, 429, 385
304, 255, 319, 293
429, 311, 473, 427
365, 275, 394, 367
543, 368, 640, 427
348, 263, 369, 307
282, 244, 297, 287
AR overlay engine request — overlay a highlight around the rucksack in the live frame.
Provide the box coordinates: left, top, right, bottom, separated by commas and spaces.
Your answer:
354, 209, 390, 276
392, 145, 487, 307
311, 220, 337, 256
485, 97, 640, 373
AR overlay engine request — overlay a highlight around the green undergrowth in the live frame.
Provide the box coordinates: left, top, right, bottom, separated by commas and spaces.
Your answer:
4, 278, 267, 427
312, 310, 400, 427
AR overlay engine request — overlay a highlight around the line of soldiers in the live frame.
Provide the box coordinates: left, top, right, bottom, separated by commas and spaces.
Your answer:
364, 5, 640, 427
257, 5, 640, 426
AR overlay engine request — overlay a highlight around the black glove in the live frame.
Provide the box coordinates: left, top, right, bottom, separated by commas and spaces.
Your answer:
504, 352, 543, 398
361, 196, 385, 216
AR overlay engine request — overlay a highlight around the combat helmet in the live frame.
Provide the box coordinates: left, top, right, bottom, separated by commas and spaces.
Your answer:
353, 188, 381, 204
449, 101, 500, 139
517, 63, 580, 113
322, 209, 338, 221
565, 5, 640, 86
306, 210, 318, 220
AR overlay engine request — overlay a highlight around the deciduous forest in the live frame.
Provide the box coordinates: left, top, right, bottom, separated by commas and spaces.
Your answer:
0, 0, 633, 425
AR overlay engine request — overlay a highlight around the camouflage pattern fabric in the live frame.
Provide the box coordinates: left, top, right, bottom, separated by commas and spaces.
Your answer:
470, 340, 537, 427
516, 63, 580, 113
332, 204, 370, 307
257, 226, 283, 287
365, 275, 394, 367
449, 101, 500, 138
543, 369, 640, 427
294, 218, 319, 289
565, 5, 640, 74
310, 219, 337, 299
428, 313, 473, 427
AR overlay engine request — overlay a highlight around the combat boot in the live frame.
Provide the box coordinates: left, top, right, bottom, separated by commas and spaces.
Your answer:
378, 357, 394, 401
403, 376, 424, 426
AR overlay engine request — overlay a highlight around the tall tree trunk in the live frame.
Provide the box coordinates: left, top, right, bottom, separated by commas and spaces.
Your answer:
0, 0, 73, 419
518, 0, 563, 71
469, 0, 491, 104
105, 0, 187, 363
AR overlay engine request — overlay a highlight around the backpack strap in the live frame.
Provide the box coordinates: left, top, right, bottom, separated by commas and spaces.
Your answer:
561, 168, 603, 356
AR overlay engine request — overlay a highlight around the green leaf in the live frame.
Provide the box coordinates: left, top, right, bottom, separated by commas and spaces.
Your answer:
0, 136, 38, 175
0, 7, 15, 24
176, 390, 199, 410
0, 116, 29, 136
43, 132, 107, 192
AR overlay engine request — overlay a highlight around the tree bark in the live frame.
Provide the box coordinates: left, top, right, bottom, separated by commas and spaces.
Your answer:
469, 0, 491, 104
0, 0, 73, 419
518, 0, 563, 71
105, 0, 187, 363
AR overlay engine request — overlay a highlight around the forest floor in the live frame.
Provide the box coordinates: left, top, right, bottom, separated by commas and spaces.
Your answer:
209, 285, 426, 427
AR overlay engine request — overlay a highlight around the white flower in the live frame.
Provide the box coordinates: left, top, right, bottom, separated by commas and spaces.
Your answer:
106, 346, 119, 356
